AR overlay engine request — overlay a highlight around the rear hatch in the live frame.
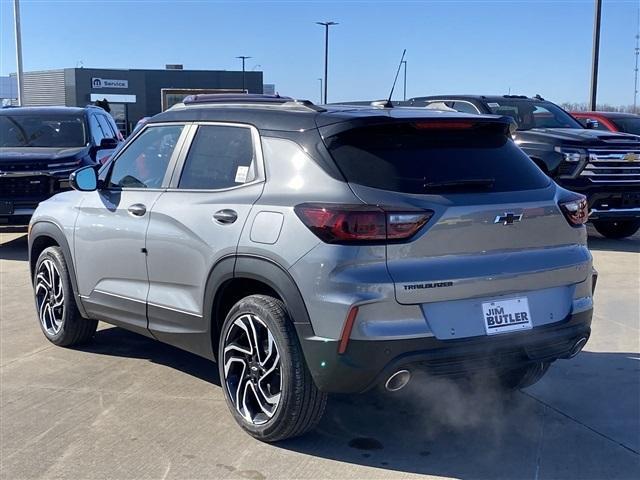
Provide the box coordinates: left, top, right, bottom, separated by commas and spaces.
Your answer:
322, 116, 591, 339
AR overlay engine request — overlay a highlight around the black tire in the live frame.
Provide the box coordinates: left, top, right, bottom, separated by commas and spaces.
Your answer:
499, 362, 551, 390
592, 220, 640, 239
33, 246, 98, 346
218, 294, 327, 442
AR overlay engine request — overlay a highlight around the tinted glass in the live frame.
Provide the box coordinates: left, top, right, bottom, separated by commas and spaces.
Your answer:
486, 100, 582, 130
613, 117, 640, 135
97, 115, 116, 138
326, 122, 550, 194
452, 101, 480, 114
0, 114, 87, 147
89, 115, 106, 144
178, 125, 255, 190
109, 125, 184, 189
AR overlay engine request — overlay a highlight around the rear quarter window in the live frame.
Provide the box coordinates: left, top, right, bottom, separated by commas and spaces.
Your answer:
325, 122, 550, 194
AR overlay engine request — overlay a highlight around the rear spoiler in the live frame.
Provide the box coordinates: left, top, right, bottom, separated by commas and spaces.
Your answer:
318, 115, 517, 138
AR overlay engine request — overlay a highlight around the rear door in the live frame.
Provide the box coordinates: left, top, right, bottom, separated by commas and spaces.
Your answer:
324, 119, 592, 339
144, 122, 265, 352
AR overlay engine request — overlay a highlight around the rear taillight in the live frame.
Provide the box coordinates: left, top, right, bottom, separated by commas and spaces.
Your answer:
294, 204, 433, 244
559, 195, 589, 226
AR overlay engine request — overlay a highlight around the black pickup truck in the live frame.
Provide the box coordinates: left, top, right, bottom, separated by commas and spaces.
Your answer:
406, 95, 640, 239
0, 106, 123, 225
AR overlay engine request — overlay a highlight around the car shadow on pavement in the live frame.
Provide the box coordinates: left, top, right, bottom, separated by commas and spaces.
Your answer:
273, 351, 640, 479
77, 326, 221, 387
0, 233, 28, 261
74, 326, 640, 479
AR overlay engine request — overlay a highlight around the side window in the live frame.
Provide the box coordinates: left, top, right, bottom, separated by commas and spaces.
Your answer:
107, 115, 123, 139
424, 101, 455, 111
178, 125, 256, 190
593, 120, 609, 131
89, 115, 106, 145
97, 115, 116, 139
109, 125, 184, 189
451, 101, 480, 114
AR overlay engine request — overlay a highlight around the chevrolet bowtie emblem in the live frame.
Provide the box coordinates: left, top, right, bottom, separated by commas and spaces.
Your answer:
494, 212, 523, 225
624, 152, 639, 163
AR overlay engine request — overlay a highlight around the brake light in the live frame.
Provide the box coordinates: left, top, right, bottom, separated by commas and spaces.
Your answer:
413, 121, 476, 130
294, 204, 433, 244
559, 195, 589, 226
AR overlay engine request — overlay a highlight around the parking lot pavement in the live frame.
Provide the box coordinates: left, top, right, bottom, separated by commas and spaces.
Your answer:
1, 228, 638, 480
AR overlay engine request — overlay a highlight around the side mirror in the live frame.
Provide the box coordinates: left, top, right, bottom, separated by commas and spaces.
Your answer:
69, 165, 98, 192
98, 137, 119, 150
585, 118, 599, 129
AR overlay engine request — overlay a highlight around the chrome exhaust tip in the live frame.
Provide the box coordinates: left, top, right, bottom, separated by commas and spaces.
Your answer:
384, 369, 411, 392
568, 337, 588, 358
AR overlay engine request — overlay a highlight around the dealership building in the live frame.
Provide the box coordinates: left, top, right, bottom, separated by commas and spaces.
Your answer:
15, 66, 265, 134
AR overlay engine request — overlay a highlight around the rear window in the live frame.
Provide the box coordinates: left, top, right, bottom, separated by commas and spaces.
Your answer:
612, 117, 640, 135
485, 100, 583, 130
325, 122, 550, 194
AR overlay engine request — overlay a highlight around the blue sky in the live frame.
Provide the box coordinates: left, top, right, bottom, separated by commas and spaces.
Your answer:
0, 0, 635, 106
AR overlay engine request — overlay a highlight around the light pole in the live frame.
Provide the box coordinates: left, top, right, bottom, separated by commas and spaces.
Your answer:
589, 0, 602, 110
634, 5, 639, 114
401, 60, 407, 101
13, 0, 24, 106
316, 21, 338, 104
236, 55, 251, 93
318, 78, 323, 104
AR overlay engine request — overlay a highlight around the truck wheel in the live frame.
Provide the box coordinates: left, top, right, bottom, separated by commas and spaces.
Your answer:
499, 362, 550, 390
592, 220, 640, 239
34, 247, 98, 346
218, 294, 327, 442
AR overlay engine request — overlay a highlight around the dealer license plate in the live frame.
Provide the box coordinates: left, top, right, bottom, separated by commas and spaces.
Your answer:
482, 297, 532, 335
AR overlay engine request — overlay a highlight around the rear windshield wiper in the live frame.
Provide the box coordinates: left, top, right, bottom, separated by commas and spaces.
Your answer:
423, 178, 495, 192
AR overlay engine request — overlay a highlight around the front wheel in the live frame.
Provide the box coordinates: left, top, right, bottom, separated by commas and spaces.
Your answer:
218, 295, 327, 442
33, 246, 98, 346
592, 220, 640, 239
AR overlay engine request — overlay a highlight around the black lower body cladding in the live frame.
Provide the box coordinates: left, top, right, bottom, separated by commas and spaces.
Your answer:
296, 309, 592, 394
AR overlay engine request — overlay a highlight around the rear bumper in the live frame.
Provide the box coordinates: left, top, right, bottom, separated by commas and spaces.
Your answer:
297, 308, 592, 393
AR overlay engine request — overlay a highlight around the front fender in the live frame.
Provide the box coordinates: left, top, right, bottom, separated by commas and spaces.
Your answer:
29, 220, 87, 317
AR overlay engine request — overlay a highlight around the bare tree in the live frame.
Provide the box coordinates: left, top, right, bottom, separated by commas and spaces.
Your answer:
560, 102, 636, 113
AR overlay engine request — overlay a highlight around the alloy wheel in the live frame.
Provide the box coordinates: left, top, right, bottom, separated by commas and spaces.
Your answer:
35, 259, 65, 336
223, 313, 282, 425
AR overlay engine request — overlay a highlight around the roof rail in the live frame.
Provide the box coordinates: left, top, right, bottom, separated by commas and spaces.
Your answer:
182, 93, 326, 112
502, 95, 529, 99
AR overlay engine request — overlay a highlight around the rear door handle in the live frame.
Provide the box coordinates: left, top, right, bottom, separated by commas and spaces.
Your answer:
128, 203, 147, 217
213, 209, 238, 224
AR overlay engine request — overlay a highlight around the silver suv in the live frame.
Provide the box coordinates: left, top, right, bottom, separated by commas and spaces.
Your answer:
29, 94, 596, 442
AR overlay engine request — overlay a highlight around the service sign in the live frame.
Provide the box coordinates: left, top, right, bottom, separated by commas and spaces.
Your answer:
92, 78, 128, 89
